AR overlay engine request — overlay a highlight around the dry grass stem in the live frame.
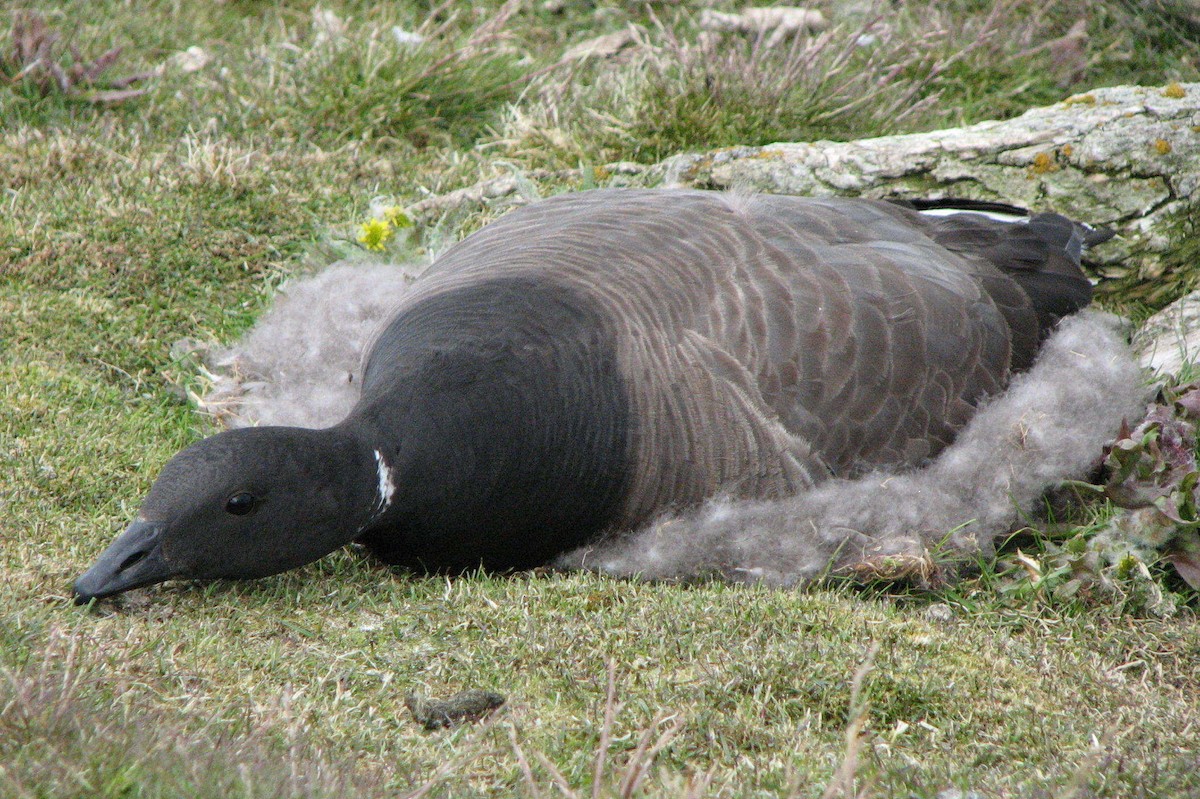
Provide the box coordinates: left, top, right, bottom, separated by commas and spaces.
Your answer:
819, 642, 881, 799
593, 659, 622, 799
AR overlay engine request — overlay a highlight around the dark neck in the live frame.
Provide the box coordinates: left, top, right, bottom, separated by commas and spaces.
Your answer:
321, 427, 389, 541
345, 276, 634, 572
266, 426, 384, 568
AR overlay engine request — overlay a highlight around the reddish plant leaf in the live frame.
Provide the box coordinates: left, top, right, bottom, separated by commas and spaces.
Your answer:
1168, 550, 1200, 590
4, 12, 150, 102
1176, 386, 1200, 419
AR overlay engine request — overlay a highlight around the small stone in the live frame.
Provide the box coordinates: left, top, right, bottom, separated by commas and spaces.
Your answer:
562, 27, 641, 61
699, 7, 828, 45
924, 602, 954, 623
936, 790, 986, 799
168, 46, 210, 74
391, 27, 424, 47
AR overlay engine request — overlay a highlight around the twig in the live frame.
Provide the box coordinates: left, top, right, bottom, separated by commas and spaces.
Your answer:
592, 659, 621, 799
507, 725, 544, 799
617, 713, 684, 798
534, 751, 580, 799
818, 642, 881, 799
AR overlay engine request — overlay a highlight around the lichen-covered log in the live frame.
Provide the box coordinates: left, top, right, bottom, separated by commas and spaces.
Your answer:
405, 84, 1198, 305
657, 83, 1199, 303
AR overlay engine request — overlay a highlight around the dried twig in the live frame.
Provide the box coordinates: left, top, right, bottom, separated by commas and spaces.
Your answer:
511, 662, 687, 798
616, 713, 684, 798
508, 725, 544, 799
592, 660, 621, 799
818, 643, 880, 799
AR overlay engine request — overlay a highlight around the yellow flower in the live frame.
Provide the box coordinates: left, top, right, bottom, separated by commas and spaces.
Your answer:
357, 217, 394, 251
382, 205, 413, 229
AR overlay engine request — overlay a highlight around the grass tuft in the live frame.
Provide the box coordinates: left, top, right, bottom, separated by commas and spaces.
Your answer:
187, 2, 532, 150
0, 631, 383, 799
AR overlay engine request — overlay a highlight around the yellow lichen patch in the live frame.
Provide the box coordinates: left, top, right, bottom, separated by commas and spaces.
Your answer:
1061, 143, 1073, 158
1163, 82, 1187, 99
1063, 93, 1096, 105
1030, 151, 1059, 174
1154, 138, 1172, 155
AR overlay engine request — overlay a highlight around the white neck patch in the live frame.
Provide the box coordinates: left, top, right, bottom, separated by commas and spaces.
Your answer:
373, 450, 396, 514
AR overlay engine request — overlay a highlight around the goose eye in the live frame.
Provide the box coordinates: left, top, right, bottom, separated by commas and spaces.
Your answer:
225, 492, 257, 516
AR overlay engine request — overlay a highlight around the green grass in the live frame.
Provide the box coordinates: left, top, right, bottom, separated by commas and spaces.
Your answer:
2, 1, 1200, 797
